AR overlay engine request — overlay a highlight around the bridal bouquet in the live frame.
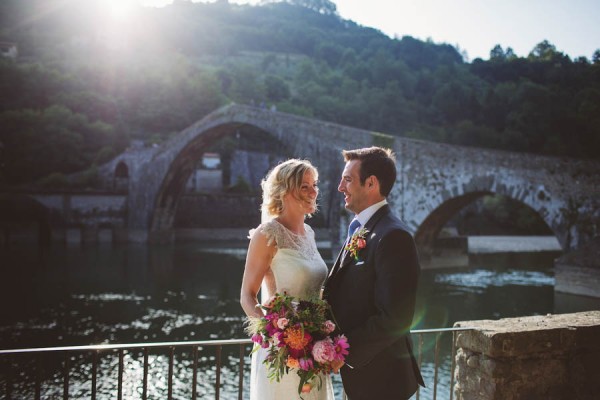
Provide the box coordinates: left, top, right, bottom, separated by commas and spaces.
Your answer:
246, 292, 349, 396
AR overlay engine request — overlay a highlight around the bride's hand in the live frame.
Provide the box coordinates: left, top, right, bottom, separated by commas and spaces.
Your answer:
262, 295, 277, 309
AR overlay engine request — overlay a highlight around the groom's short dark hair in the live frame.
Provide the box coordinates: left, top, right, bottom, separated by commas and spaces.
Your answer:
342, 147, 397, 197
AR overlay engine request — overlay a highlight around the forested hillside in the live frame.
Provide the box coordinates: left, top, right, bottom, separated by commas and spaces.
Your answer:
1, 0, 599, 186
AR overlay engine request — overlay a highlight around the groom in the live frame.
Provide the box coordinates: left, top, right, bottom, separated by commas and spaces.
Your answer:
323, 147, 424, 399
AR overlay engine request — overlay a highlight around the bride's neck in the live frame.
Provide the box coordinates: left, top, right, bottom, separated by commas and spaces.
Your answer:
276, 212, 305, 235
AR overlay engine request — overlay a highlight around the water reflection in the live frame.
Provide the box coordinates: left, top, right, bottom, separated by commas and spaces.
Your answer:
1, 244, 599, 399
435, 269, 554, 292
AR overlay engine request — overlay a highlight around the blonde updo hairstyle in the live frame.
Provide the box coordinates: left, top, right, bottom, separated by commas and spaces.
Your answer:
261, 159, 318, 219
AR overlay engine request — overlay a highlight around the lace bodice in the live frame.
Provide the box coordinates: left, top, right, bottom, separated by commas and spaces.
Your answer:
258, 220, 322, 261
249, 220, 333, 400
253, 219, 327, 302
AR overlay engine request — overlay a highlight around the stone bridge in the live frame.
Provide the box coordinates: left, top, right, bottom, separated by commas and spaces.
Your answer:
91, 104, 599, 253
3, 104, 599, 254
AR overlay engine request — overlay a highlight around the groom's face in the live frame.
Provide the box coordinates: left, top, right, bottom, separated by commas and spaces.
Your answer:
338, 159, 369, 214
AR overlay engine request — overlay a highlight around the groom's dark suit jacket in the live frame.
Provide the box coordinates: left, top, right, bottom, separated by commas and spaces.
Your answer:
323, 205, 424, 400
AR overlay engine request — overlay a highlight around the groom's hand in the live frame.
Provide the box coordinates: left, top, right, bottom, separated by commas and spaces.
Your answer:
331, 359, 344, 373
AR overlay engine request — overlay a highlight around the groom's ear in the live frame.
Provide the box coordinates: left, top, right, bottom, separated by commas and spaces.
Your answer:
367, 175, 377, 189
367, 176, 384, 197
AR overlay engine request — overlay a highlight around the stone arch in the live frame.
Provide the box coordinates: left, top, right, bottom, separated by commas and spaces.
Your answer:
415, 191, 491, 249
149, 122, 292, 240
414, 189, 565, 254
0, 194, 53, 246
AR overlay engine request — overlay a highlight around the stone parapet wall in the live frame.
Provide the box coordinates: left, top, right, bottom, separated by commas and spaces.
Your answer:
454, 311, 600, 400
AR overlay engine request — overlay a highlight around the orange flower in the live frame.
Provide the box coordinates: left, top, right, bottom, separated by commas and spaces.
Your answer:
301, 383, 312, 393
284, 326, 312, 350
286, 356, 300, 369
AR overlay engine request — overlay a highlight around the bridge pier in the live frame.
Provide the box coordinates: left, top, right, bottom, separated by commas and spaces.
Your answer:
555, 237, 600, 298
113, 227, 130, 243
147, 229, 175, 244
97, 228, 113, 243
65, 226, 116, 245
50, 228, 65, 244
418, 235, 469, 269
81, 226, 99, 244
65, 228, 82, 245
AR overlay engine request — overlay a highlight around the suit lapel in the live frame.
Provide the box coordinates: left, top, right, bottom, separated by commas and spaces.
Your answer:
339, 244, 354, 269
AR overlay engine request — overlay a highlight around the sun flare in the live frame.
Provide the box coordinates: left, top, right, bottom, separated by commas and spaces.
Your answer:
108, 0, 135, 21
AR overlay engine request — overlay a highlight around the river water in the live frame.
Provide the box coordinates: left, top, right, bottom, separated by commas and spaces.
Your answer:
1, 241, 599, 399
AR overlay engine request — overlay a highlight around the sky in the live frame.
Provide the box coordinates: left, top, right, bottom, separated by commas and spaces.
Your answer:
136, 0, 600, 61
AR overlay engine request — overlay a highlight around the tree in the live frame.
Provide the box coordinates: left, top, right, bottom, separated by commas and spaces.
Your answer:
528, 40, 562, 61
229, 65, 264, 104
593, 49, 600, 65
490, 44, 506, 61
504, 47, 516, 60
264, 75, 290, 101
288, 0, 337, 15
315, 42, 343, 67
0, 105, 116, 184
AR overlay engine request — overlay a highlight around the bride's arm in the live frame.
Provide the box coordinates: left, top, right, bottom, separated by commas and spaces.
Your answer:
240, 229, 275, 319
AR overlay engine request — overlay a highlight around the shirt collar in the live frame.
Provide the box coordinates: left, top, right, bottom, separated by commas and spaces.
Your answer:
355, 199, 388, 227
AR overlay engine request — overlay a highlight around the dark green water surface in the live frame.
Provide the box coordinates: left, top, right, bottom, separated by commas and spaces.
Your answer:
1, 244, 597, 399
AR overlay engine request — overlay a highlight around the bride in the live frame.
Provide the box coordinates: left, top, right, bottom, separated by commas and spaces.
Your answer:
240, 159, 335, 400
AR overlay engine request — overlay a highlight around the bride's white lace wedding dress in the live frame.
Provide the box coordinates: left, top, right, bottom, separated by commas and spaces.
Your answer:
249, 219, 334, 400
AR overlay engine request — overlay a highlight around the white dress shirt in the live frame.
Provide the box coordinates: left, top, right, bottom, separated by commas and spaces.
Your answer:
354, 199, 388, 227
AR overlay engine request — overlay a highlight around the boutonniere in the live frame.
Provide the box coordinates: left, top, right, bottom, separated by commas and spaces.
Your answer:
345, 227, 369, 261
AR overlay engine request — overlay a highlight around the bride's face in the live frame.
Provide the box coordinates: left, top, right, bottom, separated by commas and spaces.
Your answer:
284, 170, 318, 215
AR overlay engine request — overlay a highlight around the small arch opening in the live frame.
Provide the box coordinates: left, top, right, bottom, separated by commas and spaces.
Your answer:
113, 161, 129, 192
416, 193, 561, 268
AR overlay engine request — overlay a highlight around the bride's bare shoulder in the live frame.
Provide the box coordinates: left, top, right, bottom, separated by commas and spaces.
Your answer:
248, 220, 280, 247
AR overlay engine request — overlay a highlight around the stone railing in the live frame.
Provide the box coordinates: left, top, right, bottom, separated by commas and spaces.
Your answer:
453, 311, 600, 400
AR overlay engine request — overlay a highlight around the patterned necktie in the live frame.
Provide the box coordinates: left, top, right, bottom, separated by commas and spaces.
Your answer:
347, 219, 361, 242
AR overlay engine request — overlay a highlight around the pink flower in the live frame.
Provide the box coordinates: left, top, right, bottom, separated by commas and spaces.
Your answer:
322, 320, 336, 334
251, 333, 263, 345
276, 317, 289, 330
265, 322, 278, 336
301, 383, 312, 393
288, 347, 307, 359
312, 338, 336, 363
333, 335, 350, 361
273, 331, 286, 347
298, 357, 314, 371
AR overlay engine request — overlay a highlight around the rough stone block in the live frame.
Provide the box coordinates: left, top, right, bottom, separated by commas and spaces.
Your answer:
454, 311, 600, 399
